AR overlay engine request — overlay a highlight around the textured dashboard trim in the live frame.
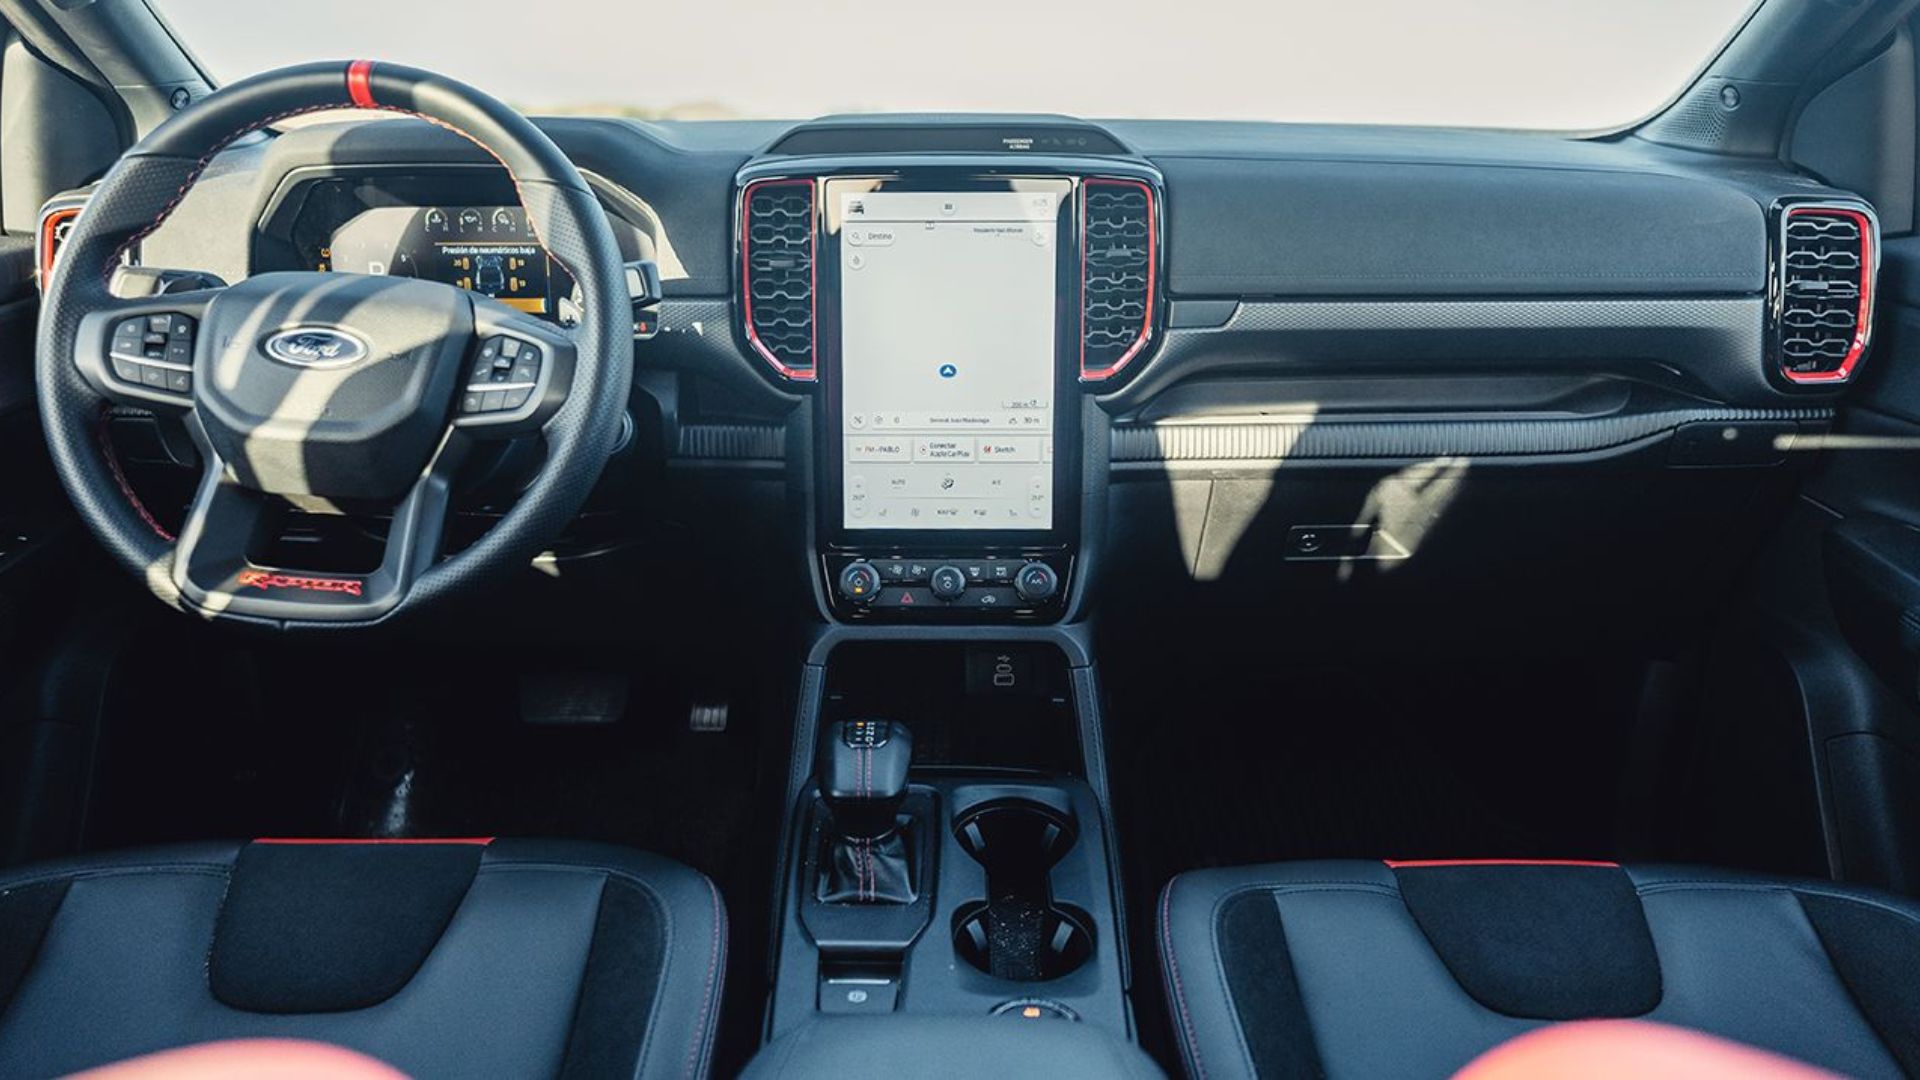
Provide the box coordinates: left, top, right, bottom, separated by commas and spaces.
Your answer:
1104, 297, 1786, 409
1112, 406, 1832, 464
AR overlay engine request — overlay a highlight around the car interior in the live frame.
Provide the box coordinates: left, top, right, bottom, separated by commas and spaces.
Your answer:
1, 0, 1919, 1076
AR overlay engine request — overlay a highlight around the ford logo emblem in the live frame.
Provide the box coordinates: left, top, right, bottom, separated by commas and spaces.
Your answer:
263, 327, 369, 369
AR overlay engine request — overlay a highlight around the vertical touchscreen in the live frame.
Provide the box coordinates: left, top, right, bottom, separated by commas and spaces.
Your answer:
838, 190, 1058, 531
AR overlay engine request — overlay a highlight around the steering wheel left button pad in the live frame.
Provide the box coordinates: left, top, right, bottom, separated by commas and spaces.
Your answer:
108, 313, 195, 395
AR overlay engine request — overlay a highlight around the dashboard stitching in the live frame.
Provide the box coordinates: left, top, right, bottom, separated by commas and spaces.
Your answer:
104, 99, 580, 300
105, 102, 352, 287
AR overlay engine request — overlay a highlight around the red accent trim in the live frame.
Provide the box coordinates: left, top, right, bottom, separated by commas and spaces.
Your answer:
234, 569, 366, 598
1079, 177, 1157, 382
39, 206, 79, 284
346, 60, 377, 109
1384, 858, 1620, 869
253, 837, 493, 845
1781, 205, 1874, 386
97, 408, 174, 542
739, 178, 817, 381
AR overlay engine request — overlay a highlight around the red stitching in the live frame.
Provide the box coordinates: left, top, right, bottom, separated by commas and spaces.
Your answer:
356, 104, 580, 287
104, 102, 350, 288
1161, 881, 1208, 1080
93, 66, 589, 541
96, 408, 174, 542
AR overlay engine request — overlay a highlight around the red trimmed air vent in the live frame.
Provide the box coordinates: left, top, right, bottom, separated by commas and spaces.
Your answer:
1079, 178, 1156, 382
1777, 203, 1875, 385
740, 178, 816, 380
38, 204, 80, 287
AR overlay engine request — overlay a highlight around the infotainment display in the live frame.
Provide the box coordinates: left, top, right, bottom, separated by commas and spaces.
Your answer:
323, 205, 557, 316
835, 189, 1061, 531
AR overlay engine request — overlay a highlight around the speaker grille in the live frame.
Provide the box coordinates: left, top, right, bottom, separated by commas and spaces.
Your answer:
741, 179, 816, 380
1776, 204, 1874, 384
1080, 178, 1157, 381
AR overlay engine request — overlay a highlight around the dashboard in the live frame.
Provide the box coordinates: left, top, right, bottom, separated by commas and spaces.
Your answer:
81, 110, 1877, 635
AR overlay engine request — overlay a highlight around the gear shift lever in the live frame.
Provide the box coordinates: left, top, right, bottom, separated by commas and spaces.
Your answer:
818, 720, 916, 904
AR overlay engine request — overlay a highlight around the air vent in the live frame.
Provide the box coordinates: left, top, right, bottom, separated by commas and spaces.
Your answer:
38, 203, 82, 288
740, 178, 816, 380
1079, 178, 1157, 382
1776, 203, 1875, 385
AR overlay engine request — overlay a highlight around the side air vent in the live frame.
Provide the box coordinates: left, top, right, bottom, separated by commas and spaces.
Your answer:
1079, 178, 1158, 382
1776, 203, 1876, 385
740, 178, 816, 381
38, 202, 83, 288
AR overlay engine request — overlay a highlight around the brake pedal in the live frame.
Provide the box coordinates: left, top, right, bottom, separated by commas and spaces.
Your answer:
518, 671, 628, 726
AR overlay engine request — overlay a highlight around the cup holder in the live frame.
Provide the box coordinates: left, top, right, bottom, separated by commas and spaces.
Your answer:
950, 799, 1093, 982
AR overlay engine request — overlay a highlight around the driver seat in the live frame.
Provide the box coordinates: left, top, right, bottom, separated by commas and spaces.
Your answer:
0, 838, 726, 1078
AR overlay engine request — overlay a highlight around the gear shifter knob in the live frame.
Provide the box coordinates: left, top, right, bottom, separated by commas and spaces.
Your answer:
821, 720, 913, 840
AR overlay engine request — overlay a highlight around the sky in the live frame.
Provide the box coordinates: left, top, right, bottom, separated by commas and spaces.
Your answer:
157, 0, 1759, 130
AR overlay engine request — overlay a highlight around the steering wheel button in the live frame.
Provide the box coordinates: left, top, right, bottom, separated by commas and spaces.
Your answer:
164, 340, 193, 365
481, 390, 507, 411
111, 358, 141, 383
479, 337, 502, 360
509, 359, 540, 383
460, 392, 484, 414
146, 314, 171, 333
502, 387, 532, 409
499, 338, 522, 359
138, 365, 168, 389
166, 370, 192, 393
166, 315, 195, 339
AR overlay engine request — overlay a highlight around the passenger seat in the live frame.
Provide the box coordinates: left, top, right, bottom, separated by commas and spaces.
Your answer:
1157, 860, 1920, 1079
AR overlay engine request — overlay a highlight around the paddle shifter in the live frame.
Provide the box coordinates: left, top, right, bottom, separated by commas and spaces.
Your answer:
818, 720, 916, 905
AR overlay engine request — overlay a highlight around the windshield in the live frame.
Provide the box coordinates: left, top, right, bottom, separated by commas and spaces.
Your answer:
156, 0, 1759, 132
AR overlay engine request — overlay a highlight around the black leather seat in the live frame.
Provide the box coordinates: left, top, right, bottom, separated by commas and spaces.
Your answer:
1158, 859, 1920, 1079
0, 838, 726, 1078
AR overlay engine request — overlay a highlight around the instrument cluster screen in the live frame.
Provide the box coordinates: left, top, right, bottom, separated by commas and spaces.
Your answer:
322, 205, 557, 316
837, 189, 1060, 531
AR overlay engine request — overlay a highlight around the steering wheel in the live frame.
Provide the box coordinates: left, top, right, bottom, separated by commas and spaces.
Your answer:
37, 61, 632, 629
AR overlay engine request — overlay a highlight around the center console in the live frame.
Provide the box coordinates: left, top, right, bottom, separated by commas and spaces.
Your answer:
736, 148, 1160, 1056
768, 643, 1130, 1040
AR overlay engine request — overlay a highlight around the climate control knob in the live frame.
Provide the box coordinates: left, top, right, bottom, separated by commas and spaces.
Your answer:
1014, 561, 1060, 603
929, 565, 968, 601
838, 561, 882, 604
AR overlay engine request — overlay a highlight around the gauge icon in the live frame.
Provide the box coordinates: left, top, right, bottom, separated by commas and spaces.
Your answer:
491, 208, 516, 233
423, 208, 449, 233
458, 208, 484, 233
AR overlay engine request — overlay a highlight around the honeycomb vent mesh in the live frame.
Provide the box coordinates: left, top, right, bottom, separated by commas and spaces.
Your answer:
744, 181, 814, 375
1081, 179, 1153, 378
1778, 207, 1869, 380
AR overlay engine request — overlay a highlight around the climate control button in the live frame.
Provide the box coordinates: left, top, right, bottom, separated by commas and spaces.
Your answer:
838, 561, 882, 604
929, 565, 969, 601
1013, 562, 1060, 603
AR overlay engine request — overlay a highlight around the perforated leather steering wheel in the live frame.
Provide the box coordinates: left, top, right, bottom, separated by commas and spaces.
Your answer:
37, 61, 631, 629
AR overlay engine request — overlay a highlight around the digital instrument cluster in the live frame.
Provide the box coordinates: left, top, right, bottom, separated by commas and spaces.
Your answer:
320, 205, 559, 317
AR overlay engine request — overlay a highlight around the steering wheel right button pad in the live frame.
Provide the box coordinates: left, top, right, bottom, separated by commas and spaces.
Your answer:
461, 333, 545, 415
